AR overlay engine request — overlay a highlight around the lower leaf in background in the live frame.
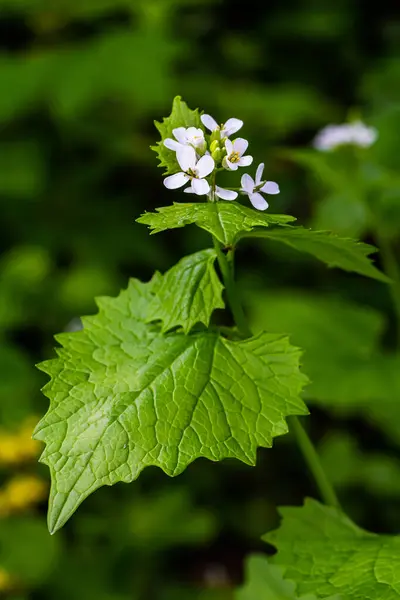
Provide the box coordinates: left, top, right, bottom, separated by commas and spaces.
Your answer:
236, 554, 341, 600
264, 499, 400, 600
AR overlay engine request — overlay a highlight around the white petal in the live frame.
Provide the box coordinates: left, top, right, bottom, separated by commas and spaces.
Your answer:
191, 178, 210, 195
164, 138, 183, 151
249, 192, 269, 211
241, 173, 255, 193
163, 172, 189, 189
215, 186, 238, 200
223, 118, 243, 137
238, 155, 253, 167
224, 158, 238, 171
260, 181, 280, 195
184, 185, 195, 193
176, 145, 196, 171
186, 126, 199, 137
173, 127, 188, 143
225, 139, 233, 154
201, 114, 218, 132
255, 163, 264, 184
233, 137, 248, 156
196, 154, 215, 178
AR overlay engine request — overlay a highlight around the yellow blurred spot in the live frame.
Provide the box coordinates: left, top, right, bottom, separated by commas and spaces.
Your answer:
0, 417, 42, 466
0, 475, 47, 517
0, 567, 13, 591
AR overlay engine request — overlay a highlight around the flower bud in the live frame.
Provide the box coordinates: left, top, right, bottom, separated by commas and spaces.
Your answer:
211, 148, 222, 163
210, 140, 220, 153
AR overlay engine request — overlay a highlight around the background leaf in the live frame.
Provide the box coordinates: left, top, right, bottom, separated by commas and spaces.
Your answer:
242, 227, 389, 282
265, 499, 400, 600
236, 554, 328, 600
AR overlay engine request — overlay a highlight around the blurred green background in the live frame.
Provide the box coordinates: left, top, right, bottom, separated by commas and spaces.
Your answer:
0, 0, 400, 598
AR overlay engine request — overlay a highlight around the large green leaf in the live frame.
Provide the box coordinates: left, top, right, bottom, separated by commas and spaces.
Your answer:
265, 499, 400, 600
151, 96, 203, 174
34, 276, 308, 533
241, 227, 389, 282
137, 202, 295, 246
146, 249, 224, 333
236, 554, 329, 600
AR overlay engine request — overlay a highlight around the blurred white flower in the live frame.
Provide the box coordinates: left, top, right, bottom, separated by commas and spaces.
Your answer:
222, 138, 253, 171
313, 121, 378, 151
201, 114, 243, 138
164, 127, 206, 152
184, 184, 238, 201
163, 146, 214, 195
240, 163, 279, 211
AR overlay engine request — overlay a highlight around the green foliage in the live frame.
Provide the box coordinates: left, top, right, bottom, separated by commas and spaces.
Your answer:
0, 30, 177, 123
265, 499, 400, 600
137, 202, 295, 246
245, 227, 389, 282
0, 518, 60, 584
152, 96, 203, 174
320, 432, 400, 498
128, 487, 217, 549
246, 290, 384, 403
247, 289, 400, 443
34, 272, 308, 532
236, 554, 324, 600
147, 249, 224, 333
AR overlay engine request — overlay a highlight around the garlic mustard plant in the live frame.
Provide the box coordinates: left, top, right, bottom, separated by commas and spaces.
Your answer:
35, 94, 400, 600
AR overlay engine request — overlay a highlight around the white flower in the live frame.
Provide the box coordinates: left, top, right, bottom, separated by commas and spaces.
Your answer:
222, 138, 253, 171
201, 114, 243, 138
240, 163, 279, 211
313, 121, 378, 151
184, 184, 238, 201
163, 146, 214, 195
164, 127, 206, 152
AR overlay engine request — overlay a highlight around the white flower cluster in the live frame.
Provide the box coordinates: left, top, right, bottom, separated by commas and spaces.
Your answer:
313, 120, 378, 151
163, 114, 279, 211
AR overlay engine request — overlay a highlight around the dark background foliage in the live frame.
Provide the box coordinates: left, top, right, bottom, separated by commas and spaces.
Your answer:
0, 0, 399, 598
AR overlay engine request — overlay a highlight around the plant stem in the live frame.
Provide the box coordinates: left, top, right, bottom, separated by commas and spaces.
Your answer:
212, 236, 252, 338
211, 227, 341, 510
290, 416, 341, 510
376, 230, 400, 348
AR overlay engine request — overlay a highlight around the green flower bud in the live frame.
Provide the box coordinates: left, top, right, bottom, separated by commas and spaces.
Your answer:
210, 140, 220, 153
211, 148, 222, 163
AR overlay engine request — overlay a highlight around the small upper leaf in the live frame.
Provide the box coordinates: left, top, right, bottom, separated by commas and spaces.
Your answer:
265, 498, 400, 600
242, 226, 389, 282
137, 202, 295, 246
146, 249, 224, 333
34, 276, 308, 533
151, 96, 202, 174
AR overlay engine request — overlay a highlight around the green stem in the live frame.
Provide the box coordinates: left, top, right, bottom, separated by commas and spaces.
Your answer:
376, 230, 400, 348
290, 416, 341, 510
210, 218, 340, 509
212, 236, 251, 338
